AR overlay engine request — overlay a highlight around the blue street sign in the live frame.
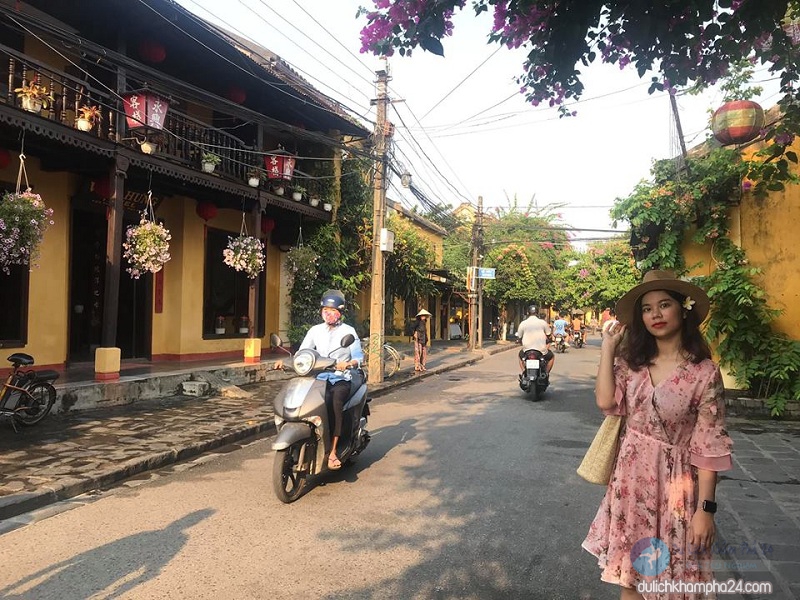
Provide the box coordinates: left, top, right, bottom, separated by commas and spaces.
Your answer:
477, 267, 496, 279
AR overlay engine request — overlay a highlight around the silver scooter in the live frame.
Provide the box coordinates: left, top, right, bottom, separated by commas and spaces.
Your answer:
270, 333, 371, 503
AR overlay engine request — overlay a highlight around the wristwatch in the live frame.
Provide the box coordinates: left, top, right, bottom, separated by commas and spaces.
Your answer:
701, 500, 718, 514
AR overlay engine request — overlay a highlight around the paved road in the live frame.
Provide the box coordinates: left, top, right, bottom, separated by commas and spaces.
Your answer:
1, 339, 798, 599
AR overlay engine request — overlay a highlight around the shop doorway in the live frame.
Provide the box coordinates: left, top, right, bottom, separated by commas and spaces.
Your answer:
68, 208, 151, 362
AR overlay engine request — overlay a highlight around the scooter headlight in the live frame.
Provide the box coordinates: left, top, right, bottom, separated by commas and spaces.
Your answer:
293, 350, 315, 376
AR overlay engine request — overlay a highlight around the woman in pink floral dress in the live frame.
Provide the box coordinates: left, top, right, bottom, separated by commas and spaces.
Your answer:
583, 270, 733, 600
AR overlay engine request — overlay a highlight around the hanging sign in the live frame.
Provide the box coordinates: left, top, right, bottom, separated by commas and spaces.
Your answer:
122, 90, 169, 130
264, 149, 296, 181
477, 267, 496, 279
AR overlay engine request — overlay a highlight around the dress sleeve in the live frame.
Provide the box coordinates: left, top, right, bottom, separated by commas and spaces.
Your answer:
602, 359, 629, 417
690, 367, 733, 472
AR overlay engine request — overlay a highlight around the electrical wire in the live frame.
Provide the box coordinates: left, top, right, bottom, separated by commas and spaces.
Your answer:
420, 47, 501, 121
178, 0, 374, 115
134, 0, 371, 127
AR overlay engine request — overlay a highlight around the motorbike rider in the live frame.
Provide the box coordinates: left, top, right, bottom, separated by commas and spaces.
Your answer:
571, 314, 585, 342
516, 305, 555, 374
298, 290, 364, 470
553, 313, 568, 338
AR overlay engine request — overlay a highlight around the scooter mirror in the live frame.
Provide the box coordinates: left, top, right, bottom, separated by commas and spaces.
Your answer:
339, 333, 355, 348
269, 333, 283, 348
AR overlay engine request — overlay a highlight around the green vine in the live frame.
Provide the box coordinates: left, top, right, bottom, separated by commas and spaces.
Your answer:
612, 147, 800, 416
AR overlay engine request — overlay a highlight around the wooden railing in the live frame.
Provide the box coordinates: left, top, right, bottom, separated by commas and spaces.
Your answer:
2, 46, 255, 182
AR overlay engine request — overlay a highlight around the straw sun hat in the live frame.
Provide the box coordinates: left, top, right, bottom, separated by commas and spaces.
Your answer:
615, 270, 710, 325
416, 309, 432, 317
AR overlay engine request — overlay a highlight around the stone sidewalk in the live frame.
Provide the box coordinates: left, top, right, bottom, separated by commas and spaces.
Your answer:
0, 341, 798, 598
0, 340, 509, 524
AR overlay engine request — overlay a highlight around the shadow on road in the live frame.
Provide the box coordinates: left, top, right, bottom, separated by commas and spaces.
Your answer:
0, 509, 214, 599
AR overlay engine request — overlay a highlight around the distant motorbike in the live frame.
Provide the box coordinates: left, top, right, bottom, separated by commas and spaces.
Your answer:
572, 328, 585, 348
554, 333, 568, 353
270, 333, 371, 503
518, 348, 550, 401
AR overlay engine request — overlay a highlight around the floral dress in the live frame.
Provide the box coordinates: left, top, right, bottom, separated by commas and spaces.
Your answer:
582, 358, 733, 599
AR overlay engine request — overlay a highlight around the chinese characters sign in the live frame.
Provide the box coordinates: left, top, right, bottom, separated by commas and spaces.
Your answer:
263, 153, 296, 181
122, 91, 169, 130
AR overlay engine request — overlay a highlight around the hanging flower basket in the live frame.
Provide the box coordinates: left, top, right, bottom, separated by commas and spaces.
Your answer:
0, 190, 54, 274
123, 217, 171, 279
223, 234, 265, 279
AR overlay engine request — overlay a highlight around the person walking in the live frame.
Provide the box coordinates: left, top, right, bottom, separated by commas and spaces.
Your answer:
413, 309, 431, 371
582, 270, 733, 599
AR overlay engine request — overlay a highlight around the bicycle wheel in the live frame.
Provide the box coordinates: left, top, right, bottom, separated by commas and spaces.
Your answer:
382, 344, 401, 378
14, 382, 56, 426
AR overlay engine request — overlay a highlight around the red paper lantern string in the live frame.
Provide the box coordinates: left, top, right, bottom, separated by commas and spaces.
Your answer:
226, 86, 247, 104
261, 217, 276, 234
92, 177, 112, 199
138, 39, 167, 64
196, 201, 218, 222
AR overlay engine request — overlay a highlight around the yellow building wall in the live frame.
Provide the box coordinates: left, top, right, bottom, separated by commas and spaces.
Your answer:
682, 138, 800, 341
150, 200, 270, 358
1, 156, 71, 367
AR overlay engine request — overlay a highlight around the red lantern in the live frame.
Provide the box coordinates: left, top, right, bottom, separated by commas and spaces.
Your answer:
122, 90, 170, 130
196, 201, 218, 222
0, 148, 10, 169
711, 100, 765, 146
226, 86, 247, 104
92, 177, 112, 199
261, 217, 276, 234
138, 39, 166, 64
264, 148, 296, 182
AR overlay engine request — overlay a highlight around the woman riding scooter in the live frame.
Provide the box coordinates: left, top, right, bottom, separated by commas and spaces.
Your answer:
298, 290, 364, 470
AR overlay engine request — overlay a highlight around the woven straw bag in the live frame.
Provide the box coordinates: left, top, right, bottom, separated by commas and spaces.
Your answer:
577, 415, 624, 485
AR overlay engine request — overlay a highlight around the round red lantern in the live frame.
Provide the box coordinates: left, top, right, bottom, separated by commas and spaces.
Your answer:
138, 39, 167, 64
711, 100, 765, 146
92, 177, 112, 199
0, 148, 11, 169
196, 201, 218, 222
261, 217, 276, 234
226, 86, 247, 104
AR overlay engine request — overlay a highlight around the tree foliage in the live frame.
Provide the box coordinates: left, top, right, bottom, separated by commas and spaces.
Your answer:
286, 158, 372, 343
359, 0, 800, 142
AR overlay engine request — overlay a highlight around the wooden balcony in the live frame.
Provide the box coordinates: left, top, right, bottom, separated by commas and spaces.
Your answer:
1, 45, 261, 187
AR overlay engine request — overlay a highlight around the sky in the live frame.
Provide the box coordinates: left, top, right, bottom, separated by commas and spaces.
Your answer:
174, 0, 782, 245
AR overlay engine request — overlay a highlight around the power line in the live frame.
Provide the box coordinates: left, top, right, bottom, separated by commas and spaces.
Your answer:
420, 47, 501, 121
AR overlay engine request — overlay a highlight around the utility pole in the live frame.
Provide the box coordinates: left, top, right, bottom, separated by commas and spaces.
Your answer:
468, 196, 482, 351
367, 65, 390, 384
669, 90, 688, 160
476, 195, 484, 349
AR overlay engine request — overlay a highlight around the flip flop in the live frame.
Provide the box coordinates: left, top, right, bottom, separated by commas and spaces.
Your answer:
328, 455, 342, 470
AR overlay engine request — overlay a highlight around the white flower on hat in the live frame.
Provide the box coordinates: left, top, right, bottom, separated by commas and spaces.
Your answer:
683, 296, 696, 311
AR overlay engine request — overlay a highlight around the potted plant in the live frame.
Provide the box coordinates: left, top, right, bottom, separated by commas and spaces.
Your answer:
247, 168, 261, 188
309, 196, 320, 207
292, 185, 305, 201
14, 82, 49, 114
215, 315, 226, 334
222, 234, 265, 279
201, 151, 221, 174
237, 315, 250, 334
323, 200, 333, 212
272, 182, 285, 196
76, 105, 101, 131
0, 190, 54, 274
122, 216, 172, 279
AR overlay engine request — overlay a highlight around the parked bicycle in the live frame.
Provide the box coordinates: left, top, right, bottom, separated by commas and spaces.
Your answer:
0, 353, 58, 430
360, 339, 401, 379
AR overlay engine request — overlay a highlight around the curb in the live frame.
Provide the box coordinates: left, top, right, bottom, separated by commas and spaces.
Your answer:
0, 343, 516, 524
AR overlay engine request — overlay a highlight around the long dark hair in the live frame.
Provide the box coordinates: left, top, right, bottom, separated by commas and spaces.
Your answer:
621, 290, 711, 370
